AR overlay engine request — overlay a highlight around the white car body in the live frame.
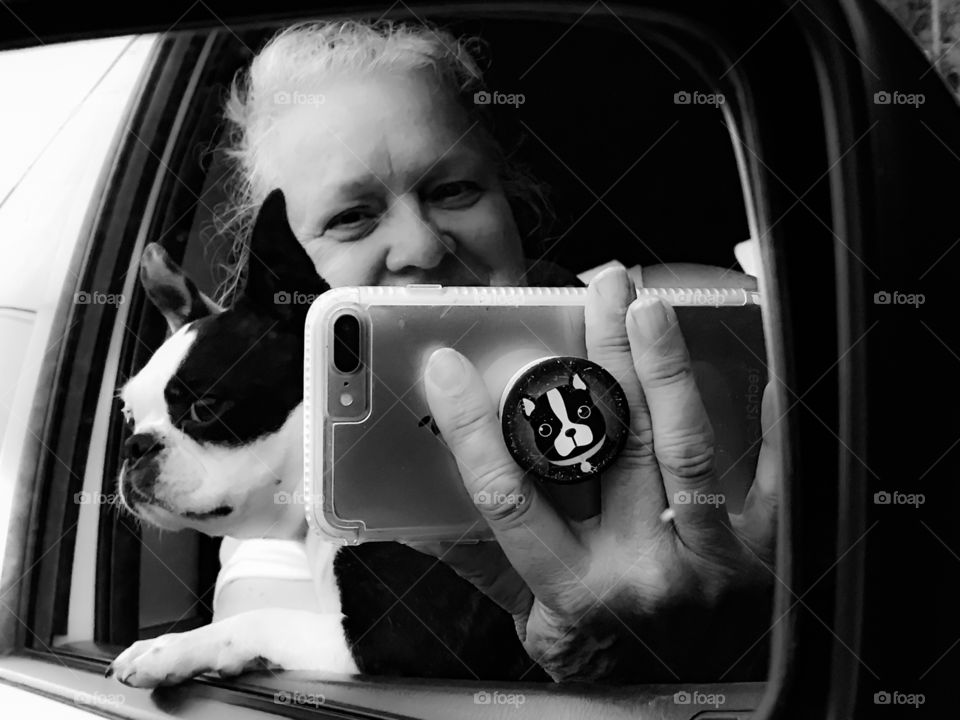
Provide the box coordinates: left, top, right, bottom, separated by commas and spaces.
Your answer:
0, 34, 156, 714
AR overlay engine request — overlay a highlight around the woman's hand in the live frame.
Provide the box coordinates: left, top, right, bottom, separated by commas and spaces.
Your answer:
411, 266, 779, 682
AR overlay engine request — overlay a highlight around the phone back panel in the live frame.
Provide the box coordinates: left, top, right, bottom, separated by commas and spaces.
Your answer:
304, 286, 766, 544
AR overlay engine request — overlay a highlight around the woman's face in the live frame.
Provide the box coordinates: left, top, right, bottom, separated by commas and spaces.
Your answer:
261, 69, 527, 287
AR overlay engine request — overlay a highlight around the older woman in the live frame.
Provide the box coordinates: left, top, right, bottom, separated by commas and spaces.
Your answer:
212, 19, 778, 682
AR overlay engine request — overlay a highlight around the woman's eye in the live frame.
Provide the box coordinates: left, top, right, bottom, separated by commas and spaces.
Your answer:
538, 423, 553, 437
325, 207, 378, 233
188, 398, 223, 424
577, 405, 592, 419
429, 181, 481, 208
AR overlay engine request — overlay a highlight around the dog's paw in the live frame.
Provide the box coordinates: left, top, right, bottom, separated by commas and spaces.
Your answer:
106, 627, 274, 688
106, 609, 359, 687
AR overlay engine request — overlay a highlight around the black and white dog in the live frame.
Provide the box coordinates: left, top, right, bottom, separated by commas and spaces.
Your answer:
521, 374, 608, 472
107, 189, 541, 687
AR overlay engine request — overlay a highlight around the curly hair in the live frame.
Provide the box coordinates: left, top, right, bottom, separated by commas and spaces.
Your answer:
211, 18, 552, 306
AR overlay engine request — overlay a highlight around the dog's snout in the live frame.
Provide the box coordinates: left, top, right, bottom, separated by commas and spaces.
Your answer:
565, 428, 577, 437
124, 432, 163, 461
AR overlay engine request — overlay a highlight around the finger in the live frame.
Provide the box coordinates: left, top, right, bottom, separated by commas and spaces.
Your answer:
625, 298, 730, 545
733, 381, 780, 565
402, 539, 534, 617
424, 348, 587, 598
583, 267, 666, 526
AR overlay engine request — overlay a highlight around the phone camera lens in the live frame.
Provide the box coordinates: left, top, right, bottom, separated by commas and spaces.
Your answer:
333, 314, 362, 373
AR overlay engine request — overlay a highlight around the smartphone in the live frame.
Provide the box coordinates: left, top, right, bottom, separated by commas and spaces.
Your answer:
304, 286, 766, 544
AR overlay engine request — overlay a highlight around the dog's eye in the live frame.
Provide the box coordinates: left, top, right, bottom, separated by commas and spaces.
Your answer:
538, 423, 553, 437
188, 398, 223, 424
577, 405, 592, 419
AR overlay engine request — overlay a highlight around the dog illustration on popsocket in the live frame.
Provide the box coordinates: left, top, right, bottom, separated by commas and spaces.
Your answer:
500, 356, 629, 489
520, 372, 608, 474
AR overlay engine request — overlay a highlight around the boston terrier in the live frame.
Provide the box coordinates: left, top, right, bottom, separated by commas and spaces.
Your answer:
107, 189, 543, 687
521, 373, 607, 473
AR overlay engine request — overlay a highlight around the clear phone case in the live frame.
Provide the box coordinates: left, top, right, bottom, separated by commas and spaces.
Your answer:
304, 286, 766, 544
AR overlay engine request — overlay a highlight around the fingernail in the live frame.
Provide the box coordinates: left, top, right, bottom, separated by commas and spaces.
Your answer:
628, 297, 673, 342
593, 266, 635, 309
426, 348, 468, 394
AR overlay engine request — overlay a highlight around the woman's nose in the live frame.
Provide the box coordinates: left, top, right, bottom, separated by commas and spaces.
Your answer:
384, 198, 450, 274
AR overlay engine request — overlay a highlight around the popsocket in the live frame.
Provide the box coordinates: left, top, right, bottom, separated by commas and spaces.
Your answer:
498, 356, 629, 519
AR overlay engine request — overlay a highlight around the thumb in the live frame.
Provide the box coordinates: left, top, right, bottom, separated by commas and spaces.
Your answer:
423, 348, 586, 600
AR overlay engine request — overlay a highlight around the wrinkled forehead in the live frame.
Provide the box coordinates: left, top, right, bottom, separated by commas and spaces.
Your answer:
258, 69, 490, 228
120, 325, 197, 417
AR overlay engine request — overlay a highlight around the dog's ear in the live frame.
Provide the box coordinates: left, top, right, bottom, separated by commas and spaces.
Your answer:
140, 243, 222, 333
521, 397, 536, 418
571, 373, 587, 391
240, 188, 330, 324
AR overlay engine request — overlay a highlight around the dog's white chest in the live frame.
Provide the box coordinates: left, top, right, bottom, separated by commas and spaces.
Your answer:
305, 532, 344, 613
